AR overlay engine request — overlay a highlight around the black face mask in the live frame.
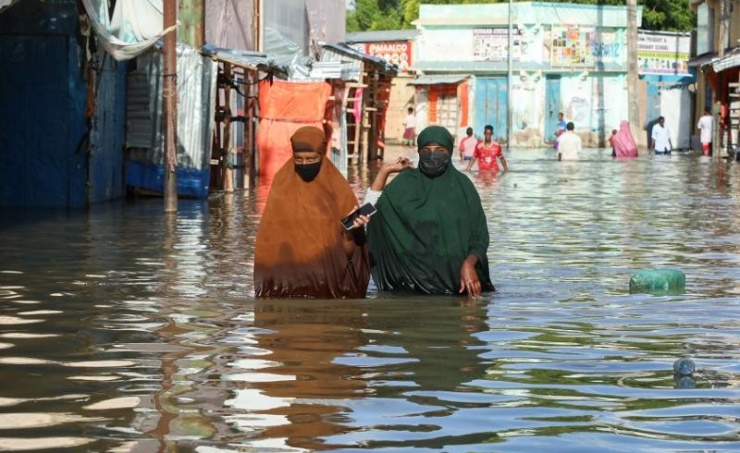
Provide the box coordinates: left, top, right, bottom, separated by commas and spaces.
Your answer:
418, 151, 450, 178
295, 160, 321, 182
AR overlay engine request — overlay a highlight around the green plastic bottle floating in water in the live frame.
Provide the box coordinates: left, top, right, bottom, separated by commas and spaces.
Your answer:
629, 269, 685, 295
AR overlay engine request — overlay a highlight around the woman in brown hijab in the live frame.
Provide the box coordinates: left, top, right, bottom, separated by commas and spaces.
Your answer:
254, 126, 370, 298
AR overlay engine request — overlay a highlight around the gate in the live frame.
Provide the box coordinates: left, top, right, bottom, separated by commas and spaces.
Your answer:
474, 77, 508, 143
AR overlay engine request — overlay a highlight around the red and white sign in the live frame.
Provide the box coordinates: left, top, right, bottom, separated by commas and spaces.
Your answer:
355, 41, 413, 71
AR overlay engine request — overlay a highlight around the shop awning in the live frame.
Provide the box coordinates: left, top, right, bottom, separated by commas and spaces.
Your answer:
201, 45, 288, 76
322, 42, 399, 75
409, 74, 470, 85
687, 51, 717, 68
712, 47, 740, 73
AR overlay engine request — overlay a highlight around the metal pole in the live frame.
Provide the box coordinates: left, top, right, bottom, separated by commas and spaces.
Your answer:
716, 0, 727, 158
626, 0, 640, 146
507, 0, 513, 149
163, 0, 178, 212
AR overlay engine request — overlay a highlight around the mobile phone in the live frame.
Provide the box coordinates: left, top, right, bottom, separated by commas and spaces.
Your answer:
341, 202, 377, 230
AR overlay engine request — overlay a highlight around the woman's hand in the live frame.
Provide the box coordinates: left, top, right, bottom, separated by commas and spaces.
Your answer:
383, 156, 413, 174
371, 157, 413, 191
343, 205, 371, 231
458, 256, 481, 298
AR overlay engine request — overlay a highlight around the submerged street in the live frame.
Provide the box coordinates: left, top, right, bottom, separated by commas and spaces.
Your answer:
0, 147, 739, 452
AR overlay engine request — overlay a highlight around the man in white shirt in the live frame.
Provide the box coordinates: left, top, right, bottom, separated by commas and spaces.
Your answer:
696, 109, 713, 156
651, 116, 673, 155
556, 122, 581, 161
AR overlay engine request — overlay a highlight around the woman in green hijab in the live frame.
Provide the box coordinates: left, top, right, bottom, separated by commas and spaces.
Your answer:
365, 125, 495, 297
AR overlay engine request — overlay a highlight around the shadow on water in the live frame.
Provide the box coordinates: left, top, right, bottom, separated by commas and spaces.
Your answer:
0, 147, 739, 451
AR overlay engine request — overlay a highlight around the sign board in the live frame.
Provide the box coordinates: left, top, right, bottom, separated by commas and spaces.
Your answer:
550, 27, 621, 68
353, 41, 413, 71
637, 32, 691, 76
472, 28, 521, 62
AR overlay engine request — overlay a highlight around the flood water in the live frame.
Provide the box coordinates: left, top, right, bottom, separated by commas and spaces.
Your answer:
1, 148, 739, 452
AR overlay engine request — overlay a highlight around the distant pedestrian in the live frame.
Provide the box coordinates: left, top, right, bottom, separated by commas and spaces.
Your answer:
608, 129, 618, 158
697, 109, 713, 156
556, 122, 581, 161
466, 125, 507, 172
553, 112, 567, 150
651, 116, 673, 155
610, 121, 638, 158
458, 127, 478, 161
402, 107, 416, 146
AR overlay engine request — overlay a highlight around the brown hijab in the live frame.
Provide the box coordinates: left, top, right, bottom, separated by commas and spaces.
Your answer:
254, 127, 370, 298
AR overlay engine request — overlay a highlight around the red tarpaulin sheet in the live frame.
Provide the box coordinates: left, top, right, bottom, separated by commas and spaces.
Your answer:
257, 79, 331, 179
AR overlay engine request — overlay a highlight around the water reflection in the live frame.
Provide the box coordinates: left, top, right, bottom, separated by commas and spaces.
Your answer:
0, 148, 739, 451
224, 300, 368, 450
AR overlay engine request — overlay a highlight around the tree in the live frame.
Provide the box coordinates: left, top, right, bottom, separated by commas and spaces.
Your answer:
346, 0, 695, 32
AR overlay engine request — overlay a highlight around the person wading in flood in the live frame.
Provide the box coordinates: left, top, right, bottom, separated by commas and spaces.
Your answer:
364, 125, 496, 298
253, 126, 370, 298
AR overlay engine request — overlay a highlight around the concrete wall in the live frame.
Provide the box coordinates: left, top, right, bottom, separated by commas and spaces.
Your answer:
385, 75, 416, 143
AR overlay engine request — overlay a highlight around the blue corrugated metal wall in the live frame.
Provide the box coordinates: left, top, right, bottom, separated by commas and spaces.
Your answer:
88, 55, 127, 204
0, 0, 126, 208
0, 35, 73, 207
474, 77, 508, 143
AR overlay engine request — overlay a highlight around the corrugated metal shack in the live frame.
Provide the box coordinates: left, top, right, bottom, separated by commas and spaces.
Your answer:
318, 43, 398, 163
0, 0, 127, 208
346, 30, 418, 145
0, 0, 350, 207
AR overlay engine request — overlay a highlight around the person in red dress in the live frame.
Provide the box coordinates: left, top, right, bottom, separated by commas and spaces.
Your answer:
466, 124, 508, 173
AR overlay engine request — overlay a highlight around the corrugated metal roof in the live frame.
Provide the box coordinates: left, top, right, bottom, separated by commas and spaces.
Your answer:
320, 48, 364, 81
201, 44, 288, 76
409, 74, 470, 85
309, 61, 343, 80
712, 47, 740, 72
322, 42, 399, 75
688, 51, 718, 67
346, 30, 418, 43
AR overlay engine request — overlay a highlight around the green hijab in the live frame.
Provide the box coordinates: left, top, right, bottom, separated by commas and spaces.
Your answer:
367, 135, 495, 295
417, 125, 454, 151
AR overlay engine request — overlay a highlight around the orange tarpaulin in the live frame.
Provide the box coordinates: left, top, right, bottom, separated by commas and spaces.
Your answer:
257, 79, 332, 181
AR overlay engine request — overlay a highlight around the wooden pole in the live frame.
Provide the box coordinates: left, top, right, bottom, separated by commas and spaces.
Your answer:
222, 62, 234, 192
256, 0, 263, 52
163, 0, 178, 212
248, 70, 257, 191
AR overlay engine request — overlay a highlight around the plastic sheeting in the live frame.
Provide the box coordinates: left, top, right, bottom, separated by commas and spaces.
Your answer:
125, 45, 217, 198
256, 79, 331, 198
0, 0, 20, 13
81, 0, 173, 61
